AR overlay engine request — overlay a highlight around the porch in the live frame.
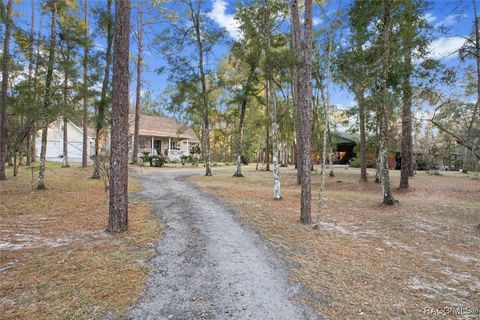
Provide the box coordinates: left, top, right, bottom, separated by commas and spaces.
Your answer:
134, 135, 198, 162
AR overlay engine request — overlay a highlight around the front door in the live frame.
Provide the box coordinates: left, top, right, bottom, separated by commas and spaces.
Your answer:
154, 140, 161, 155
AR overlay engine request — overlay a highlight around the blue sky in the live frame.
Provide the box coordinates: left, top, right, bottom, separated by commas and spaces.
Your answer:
11, 0, 478, 109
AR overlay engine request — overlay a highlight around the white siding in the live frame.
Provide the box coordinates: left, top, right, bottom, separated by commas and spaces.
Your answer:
36, 120, 94, 163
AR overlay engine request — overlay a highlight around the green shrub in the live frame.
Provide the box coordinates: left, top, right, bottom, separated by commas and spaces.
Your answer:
149, 155, 166, 167
349, 157, 360, 168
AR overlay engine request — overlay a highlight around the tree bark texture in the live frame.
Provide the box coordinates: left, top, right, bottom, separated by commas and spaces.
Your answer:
291, 4, 303, 185
356, 90, 368, 181
82, 0, 89, 167
400, 50, 413, 188
233, 65, 256, 177
190, 1, 212, 176
379, 0, 397, 205
26, 0, 35, 166
132, 7, 143, 165
0, 0, 13, 181
38, 0, 57, 190
107, 0, 130, 233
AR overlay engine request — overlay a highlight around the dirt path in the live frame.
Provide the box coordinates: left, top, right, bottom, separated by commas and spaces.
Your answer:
128, 168, 319, 320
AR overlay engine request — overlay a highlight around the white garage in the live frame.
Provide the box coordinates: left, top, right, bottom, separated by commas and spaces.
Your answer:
36, 120, 95, 163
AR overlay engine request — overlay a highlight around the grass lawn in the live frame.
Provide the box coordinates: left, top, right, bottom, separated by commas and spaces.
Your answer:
191, 165, 480, 319
0, 163, 162, 319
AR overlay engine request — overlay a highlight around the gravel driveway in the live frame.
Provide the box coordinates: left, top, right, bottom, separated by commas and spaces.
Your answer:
128, 168, 319, 320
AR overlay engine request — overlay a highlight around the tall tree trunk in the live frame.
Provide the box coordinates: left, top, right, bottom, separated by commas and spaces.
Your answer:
93, 0, 113, 179
31, 11, 43, 164
356, 89, 368, 181
294, 0, 314, 224
132, 7, 144, 165
0, 0, 12, 181
233, 65, 256, 177
400, 50, 413, 188
268, 79, 281, 200
62, 39, 72, 168
379, 0, 397, 205
265, 86, 270, 171
107, 0, 130, 233
38, 0, 57, 190
264, 2, 281, 199
470, 0, 480, 159
291, 5, 303, 185
82, 0, 89, 167
325, 29, 335, 178
26, 0, 35, 166
190, 1, 212, 176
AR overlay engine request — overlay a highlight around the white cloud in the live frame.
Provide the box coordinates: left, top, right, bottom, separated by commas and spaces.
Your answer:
312, 17, 321, 26
435, 14, 467, 28
208, 0, 241, 40
427, 36, 466, 60
422, 13, 436, 24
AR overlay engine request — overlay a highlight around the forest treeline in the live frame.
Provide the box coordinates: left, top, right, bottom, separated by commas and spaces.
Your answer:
0, 0, 478, 231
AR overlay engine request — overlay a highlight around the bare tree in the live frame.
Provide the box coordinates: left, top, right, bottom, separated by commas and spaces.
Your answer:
107, 0, 131, 233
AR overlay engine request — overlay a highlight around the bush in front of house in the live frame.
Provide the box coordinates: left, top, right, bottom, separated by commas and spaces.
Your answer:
149, 155, 167, 167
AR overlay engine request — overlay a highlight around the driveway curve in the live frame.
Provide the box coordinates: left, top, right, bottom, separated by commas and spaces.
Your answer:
128, 168, 320, 320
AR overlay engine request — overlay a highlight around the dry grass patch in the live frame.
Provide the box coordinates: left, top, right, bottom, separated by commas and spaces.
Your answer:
191, 165, 480, 319
0, 163, 162, 319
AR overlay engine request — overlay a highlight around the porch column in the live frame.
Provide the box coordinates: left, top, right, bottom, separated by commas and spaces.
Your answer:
151, 136, 154, 154
186, 140, 189, 155
168, 137, 171, 151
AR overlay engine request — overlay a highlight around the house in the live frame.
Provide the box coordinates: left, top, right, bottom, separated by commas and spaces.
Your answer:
331, 132, 357, 164
36, 120, 95, 163
128, 114, 200, 162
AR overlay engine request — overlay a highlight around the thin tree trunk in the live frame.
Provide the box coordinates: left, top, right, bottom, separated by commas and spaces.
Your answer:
470, 0, 480, 161
82, 0, 89, 167
31, 11, 43, 164
400, 50, 413, 188
269, 80, 281, 200
265, 85, 270, 171
62, 40, 72, 168
93, 0, 113, 179
379, 0, 397, 205
264, 2, 281, 199
132, 7, 144, 165
325, 28, 335, 178
38, 0, 57, 190
233, 65, 256, 177
291, 5, 303, 185
357, 90, 368, 181
26, 0, 35, 166
0, 0, 13, 180
190, 1, 212, 176
107, 0, 130, 233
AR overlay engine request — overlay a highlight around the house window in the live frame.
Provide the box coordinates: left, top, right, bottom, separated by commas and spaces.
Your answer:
170, 140, 179, 149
